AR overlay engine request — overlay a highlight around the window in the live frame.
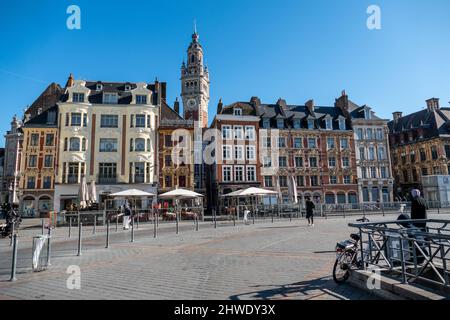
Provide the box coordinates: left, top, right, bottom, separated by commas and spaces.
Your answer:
71, 113, 82, 126
309, 157, 317, 168
136, 95, 147, 104
73, 92, 85, 103
83, 114, 87, 127
371, 167, 377, 178
262, 137, 271, 148
293, 119, 301, 129
27, 177, 36, 189
245, 126, 255, 140
296, 176, 305, 186
223, 146, 232, 160
45, 134, 54, 146
279, 156, 287, 167
133, 162, 145, 183
146, 139, 151, 152
340, 138, 349, 150
234, 108, 242, 116
410, 152, 416, 163
264, 176, 273, 187
378, 147, 386, 160
247, 166, 256, 182
99, 163, 117, 183
135, 138, 146, 152
279, 176, 288, 187
344, 175, 351, 184
246, 146, 256, 161
307, 120, 315, 129
420, 149, 427, 161
178, 176, 186, 188
165, 155, 172, 167
295, 156, 303, 167
103, 93, 118, 104
222, 126, 232, 140
446, 145, 450, 158
235, 146, 244, 160
277, 119, 284, 129
359, 147, 366, 160
308, 138, 316, 149
422, 167, 428, 176
328, 157, 336, 167
263, 156, 272, 167
342, 157, 350, 168
431, 146, 438, 160
28, 155, 37, 168
325, 118, 333, 130
165, 176, 172, 188
223, 166, 232, 182
310, 176, 319, 186
43, 176, 51, 189
376, 128, 384, 140
327, 137, 335, 149
135, 115, 146, 128
44, 155, 53, 168
30, 133, 39, 146
338, 118, 346, 130
82, 138, 86, 151
330, 176, 337, 184
64, 138, 68, 151
69, 138, 81, 151
293, 137, 302, 149
368, 147, 375, 160
262, 118, 270, 129
361, 167, 367, 179
130, 115, 134, 128
381, 167, 387, 179
235, 166, 244, 182
367, 129, 373, 140
100, 115, 119, 128
100, 138, 118, 152
356, 128, 364, 140
234, 126, 243, 140
165, 135, 172, 147
68, 163, 80, 184
278, 137, 286, 148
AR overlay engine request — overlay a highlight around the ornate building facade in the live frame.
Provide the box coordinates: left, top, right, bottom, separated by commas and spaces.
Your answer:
388, 98, 450, 200
2, 116, 23, 204
19, 106, 58, 217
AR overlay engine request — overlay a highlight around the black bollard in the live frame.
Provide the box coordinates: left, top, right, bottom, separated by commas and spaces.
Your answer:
176, 213, 179, 235
93, 215, 97, 235
10, 234, 18, 282
69, 217, 72, 238
105, 219, 110, 249
77, 222, 82, 256
131, 217, 135, 242
41, 219, 45, 235
10, 222, 15, 246
154, 213, 157, 238
137, 213, 140, 229
116, 215, 119, 232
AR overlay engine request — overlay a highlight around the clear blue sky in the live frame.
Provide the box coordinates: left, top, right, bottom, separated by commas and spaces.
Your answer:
1, 0, 450, 146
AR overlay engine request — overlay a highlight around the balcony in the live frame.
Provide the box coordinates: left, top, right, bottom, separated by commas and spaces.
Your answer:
98, 175, 118, 184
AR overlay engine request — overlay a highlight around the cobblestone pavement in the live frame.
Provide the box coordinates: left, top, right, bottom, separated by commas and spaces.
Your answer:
1, 214, 447, 300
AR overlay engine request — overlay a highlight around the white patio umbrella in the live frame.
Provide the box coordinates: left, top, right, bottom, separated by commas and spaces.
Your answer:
222, 187, 277, 197
78, 176, 90, 209
90, 181, 98, 204
110, 189, 156, 197
158, 188, 204, 200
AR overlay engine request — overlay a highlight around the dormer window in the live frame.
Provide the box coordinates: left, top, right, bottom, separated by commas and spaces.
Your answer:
136, 95, 147, 105
96, 83, 103, 91
262, 118, 270, 129
325, 118, 333, 130
103, 93, 118, 104
339, 118, 346, 130
293, 119, 301, 129
234, 108, 242, 116
307, 119, 315, 129
73, 92, 85, 103
277, 119, 284, 129
364, 108, 371, 120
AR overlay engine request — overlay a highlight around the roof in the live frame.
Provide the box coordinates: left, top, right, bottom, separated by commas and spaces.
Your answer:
22, 105, 58, 128
24, 83, 64, 120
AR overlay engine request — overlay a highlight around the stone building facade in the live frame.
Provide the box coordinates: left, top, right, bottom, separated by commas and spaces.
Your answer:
388, 98, 450, 200
2, 116, 23, 204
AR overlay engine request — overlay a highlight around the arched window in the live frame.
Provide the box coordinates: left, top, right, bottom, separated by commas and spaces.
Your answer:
69, 137, 80, 151
147, 139, 151, 152
191, 54, 195, 63
82, 138, 86, 151
130, 138, 134, 152
135, 138, 145, 152
348, 193, 358, 204
337, 193, 346, 204
325, 193, 336, 204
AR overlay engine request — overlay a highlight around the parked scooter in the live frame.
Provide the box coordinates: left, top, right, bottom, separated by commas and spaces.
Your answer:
0, 208, 22, 239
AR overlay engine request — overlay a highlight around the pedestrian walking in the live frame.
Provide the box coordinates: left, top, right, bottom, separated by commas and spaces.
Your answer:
410, 189, 428, 231
305, 197, 315, 227
123, 200, 132, 230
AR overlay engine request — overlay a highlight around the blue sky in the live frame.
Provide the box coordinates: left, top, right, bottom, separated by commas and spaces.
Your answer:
1, 0, 450, 146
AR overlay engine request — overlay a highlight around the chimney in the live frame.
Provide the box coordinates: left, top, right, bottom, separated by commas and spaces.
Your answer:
335, 90, 349, 112
160, 82, 167, 102
174, 98, 180, 114
305, 99, 315, 114
217, 98, 223, 114
276, 98, 287, 109
250, 96, 261, 107
426, 98, 440, 112
65, 73, 74, 88
393, 112, 403, 123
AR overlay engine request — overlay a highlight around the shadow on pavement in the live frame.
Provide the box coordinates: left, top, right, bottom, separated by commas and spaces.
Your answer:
229, 277, 375, 300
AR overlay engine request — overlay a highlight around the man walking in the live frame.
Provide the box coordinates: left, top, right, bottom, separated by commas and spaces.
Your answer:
122, 200, 132, 230
410, 189, 428, 231
305, 197, 315, 227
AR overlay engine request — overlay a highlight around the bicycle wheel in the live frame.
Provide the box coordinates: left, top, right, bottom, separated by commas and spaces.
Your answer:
333, 252, 353, 284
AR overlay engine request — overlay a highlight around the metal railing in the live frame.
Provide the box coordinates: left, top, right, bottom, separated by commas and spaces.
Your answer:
349, 219, 450, 290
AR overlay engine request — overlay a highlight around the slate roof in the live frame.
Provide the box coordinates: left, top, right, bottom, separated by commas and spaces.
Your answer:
24, 83, 64, 120
22, 105, 58, 128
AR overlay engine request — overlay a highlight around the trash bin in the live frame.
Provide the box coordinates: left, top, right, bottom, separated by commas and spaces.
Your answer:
32, 235, 49, 272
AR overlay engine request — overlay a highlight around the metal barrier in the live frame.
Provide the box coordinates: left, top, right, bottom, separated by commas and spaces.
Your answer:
349, 219, 450, 290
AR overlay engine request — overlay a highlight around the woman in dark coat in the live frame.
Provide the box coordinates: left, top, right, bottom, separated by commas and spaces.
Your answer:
305, 197, 316, 227
410, 189, 428, 231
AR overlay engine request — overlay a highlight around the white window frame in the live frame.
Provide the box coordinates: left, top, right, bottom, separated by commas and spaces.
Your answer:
222, 125, 232, 140
246, 166, 256, 182
325, 118, 333, 130
222, 166, 233, 182
234, 145, 244, 160
234, 166, 245, 182
234, 126, 244, 140
234, 108, 242, 116
245, 126, 256, 141
223, 145, 232, 161
246, 146, 256, 161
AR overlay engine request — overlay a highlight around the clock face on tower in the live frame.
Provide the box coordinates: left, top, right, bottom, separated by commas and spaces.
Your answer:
187, 98, 197, 108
